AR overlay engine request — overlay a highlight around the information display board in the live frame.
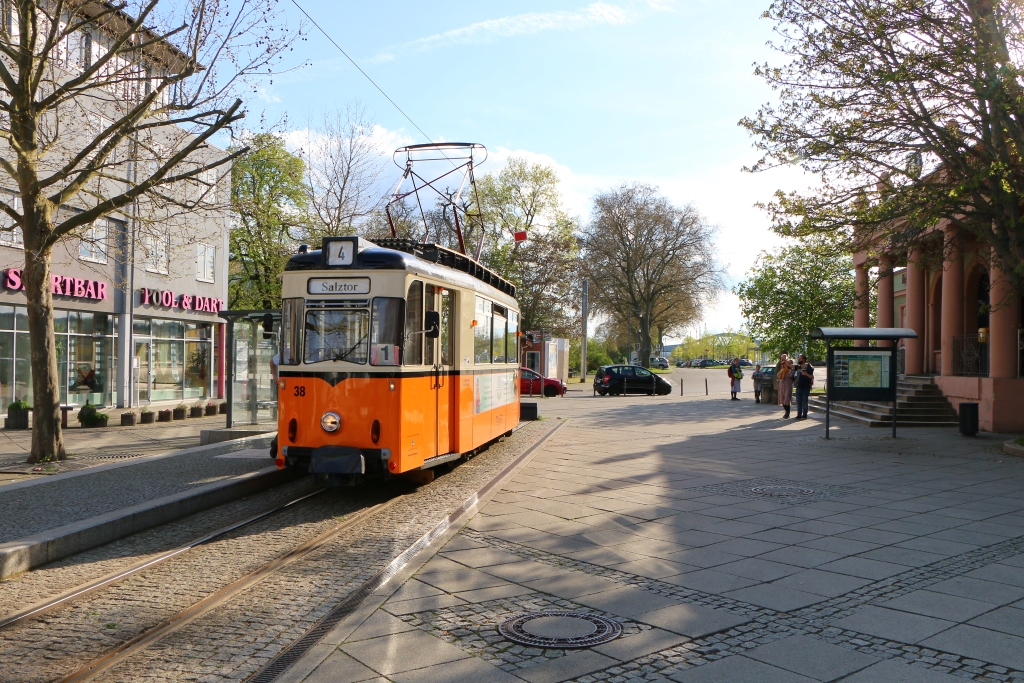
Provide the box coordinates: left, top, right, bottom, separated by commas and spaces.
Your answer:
827, 347, 897, 401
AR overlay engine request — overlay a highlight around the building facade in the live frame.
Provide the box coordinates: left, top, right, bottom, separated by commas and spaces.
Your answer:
0, 3, 232, 410
0, 217, 228, 409
853, 222, 1024, 431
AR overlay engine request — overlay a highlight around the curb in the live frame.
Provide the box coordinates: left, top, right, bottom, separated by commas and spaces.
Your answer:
0, 434, 275, 495
0, 464, 290, 581
1004, 441, 1024, 458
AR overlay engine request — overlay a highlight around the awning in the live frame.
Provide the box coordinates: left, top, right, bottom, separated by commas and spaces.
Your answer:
809, 327, 919, 341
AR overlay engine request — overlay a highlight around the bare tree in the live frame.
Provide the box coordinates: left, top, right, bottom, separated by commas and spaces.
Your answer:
299, 103, 387, 244
583, 184, 722, 365
0, 0, 298, 462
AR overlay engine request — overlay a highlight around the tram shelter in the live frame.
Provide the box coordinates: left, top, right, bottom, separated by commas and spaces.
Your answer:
219, 310, 279, 428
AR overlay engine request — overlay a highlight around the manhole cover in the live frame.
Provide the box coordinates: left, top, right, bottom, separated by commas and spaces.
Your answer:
750, 485, 814, 496
498, 611, 621, 648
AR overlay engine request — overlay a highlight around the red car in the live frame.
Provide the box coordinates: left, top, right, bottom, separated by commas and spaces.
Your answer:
520, 368, 567, 397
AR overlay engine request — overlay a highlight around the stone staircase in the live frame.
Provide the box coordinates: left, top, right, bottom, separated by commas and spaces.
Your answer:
807, 375, 959, 427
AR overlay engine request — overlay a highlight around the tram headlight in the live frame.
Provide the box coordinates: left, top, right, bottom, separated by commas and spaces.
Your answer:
371, 419, 381, 444
321, 412, 341, 432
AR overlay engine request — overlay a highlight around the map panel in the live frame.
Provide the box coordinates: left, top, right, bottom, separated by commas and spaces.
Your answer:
832, 351, 891, 389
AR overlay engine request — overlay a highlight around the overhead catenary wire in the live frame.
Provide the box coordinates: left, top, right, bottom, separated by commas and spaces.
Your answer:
287, 0, 434, 146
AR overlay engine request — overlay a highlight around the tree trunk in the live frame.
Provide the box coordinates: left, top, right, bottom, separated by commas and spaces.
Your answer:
23, 244, 65, 463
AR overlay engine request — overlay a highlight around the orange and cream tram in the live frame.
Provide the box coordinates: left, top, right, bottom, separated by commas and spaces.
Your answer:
274, 236, 521, 483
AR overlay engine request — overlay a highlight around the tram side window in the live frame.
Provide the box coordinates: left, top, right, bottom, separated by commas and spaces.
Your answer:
474, 296, 492, 364
371, 298, 403, 366
280, 298, 302, 365
492, 305, 507, 363
507, 311, 519, 364
304, 309, 369, 364
440, 288, 453, 366
404, 280, 423, 365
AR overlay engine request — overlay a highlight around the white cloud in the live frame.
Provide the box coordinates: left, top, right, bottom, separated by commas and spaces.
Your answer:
480, 146, 816, 337
277, 124, 416, 163
370, 1, 676, 62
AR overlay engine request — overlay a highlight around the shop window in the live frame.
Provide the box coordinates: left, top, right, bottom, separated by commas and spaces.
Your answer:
0, 330, 12, 406
133, 317, 152, 336
153, 319, 184, 339
185, 322, 211, 339
0, 305, 13, 331
143, 231, 170, 274
79, 221, 108, 264
196, 244, 216, 282
184, 340, 210, 398
53, 310, 68, 333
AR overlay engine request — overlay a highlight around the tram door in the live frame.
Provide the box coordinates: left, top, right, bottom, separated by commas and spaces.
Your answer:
426, 286, 454, 456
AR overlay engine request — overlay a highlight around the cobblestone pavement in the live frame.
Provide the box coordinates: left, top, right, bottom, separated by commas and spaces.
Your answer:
294, 391, 1024, 683
0, 420, 553, 683
0, 436, 274, 542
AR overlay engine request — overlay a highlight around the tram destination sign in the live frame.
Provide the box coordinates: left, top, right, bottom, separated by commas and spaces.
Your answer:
827, 346, 896, 402
307, 277, 370, 295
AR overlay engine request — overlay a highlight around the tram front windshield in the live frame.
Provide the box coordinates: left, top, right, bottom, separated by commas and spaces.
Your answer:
305, 309, 369, 364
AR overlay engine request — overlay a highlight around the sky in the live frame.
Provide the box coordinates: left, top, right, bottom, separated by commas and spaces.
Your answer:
252, 0, 815, 341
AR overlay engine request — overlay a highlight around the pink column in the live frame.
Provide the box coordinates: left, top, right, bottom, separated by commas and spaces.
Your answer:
905, 248, 926, 375
940, 230, 963, 376
854, 264, 870, 347
216, 322, 227, 398
989, 250, 1021, 379
877, 256, 894, 347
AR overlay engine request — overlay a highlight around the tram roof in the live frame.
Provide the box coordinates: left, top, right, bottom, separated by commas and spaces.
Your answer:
285, 237, 517, 300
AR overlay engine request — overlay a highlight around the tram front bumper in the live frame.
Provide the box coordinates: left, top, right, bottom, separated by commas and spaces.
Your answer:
310, 446, 364, 475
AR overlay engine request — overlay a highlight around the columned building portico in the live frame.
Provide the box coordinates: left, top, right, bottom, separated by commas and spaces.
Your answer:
853, 227, 1023, 432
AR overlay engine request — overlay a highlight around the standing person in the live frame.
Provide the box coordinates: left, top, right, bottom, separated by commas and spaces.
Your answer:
728, 357, 743, 400
752, 364, 764, 403
794, 354, 814, 420
777, 356, 795, 418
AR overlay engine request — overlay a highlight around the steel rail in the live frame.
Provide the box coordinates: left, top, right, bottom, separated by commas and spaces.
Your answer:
17, 420, 541, 683
54, 493, 403, 683
0, 486, 328, 631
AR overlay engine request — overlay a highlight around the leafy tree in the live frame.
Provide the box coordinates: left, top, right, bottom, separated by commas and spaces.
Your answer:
476, 158, 582, 337
734, 240, 856, 361
583, 184, 722, 365
230, 134, 308, 309
741, 0, 1024, 293
0, 0, 294, 462
569, 336, 614, 374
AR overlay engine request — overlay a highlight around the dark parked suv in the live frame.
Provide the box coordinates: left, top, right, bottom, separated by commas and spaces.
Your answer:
594, 365, 673, 396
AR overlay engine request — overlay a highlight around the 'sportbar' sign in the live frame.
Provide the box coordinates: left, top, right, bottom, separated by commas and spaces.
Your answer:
4, 268, 109, 300
140, 288, 223, 313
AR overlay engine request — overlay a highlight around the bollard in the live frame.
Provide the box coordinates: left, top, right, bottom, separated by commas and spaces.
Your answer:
680, 379, 684, 396
705, 378, 708, 396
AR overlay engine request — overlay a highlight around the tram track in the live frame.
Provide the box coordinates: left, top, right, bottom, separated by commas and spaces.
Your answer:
0, 487, 330, 631
0, 420, 559, 683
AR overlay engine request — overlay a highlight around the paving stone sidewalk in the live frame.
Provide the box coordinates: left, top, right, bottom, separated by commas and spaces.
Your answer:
0, 436, 274, 543
294, 389, 1024, 683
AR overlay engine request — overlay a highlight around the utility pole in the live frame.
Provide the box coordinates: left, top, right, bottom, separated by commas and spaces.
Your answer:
580, 280, 588, 382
